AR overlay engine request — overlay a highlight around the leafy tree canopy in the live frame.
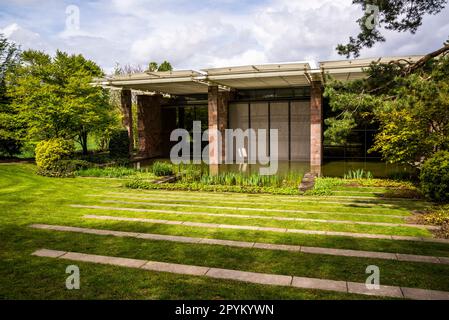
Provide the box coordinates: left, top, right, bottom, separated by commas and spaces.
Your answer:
0, 34, 22, 156
325, 41, 449, 167
338, 0, 447, 57
148, 60, 173, 72
8, 50, 118, 155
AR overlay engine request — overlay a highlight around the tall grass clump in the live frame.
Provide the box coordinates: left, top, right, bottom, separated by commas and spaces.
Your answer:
152, 161, 175, 177
344, 169, 373, 180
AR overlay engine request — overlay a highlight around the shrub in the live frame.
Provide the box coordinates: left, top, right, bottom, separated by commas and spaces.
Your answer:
420, 151, 449, 202
152, 161, 174, 177
40, 160, 91, 177
109, 130, 130, 159
305, 177, 345, 196
35, 139, 74, 172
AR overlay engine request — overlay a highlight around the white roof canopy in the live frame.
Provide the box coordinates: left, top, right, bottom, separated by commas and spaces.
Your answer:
96, 56, 423, 95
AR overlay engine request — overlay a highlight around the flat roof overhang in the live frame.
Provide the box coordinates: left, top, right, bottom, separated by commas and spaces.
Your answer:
95, 56, 424, 95
319, 55, 423, 82
96, 70, 210, 95
203, 62, 312, 89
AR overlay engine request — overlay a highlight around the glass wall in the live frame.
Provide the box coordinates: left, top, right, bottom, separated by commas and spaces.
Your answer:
228, 100, 311, 162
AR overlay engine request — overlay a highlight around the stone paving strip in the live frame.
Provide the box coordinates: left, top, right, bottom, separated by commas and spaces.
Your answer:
107, 189, 423, 203
82, 214, 449, 244
93, 194, 409, 216
78, 200, 408, 221
29, 224, 449, 265
31, 249, 449, 300
103, 192, 402, 208
77, 202, 435, 230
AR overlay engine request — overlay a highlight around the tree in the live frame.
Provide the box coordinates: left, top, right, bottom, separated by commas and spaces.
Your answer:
147, 61, 173, 72
8, 50, 118, 155
338, 0, 447, 58
325, 41, 449, 166
0, 34, 21, 157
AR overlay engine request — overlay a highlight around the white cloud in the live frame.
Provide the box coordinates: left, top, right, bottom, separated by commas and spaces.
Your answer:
1, 0, 448, 74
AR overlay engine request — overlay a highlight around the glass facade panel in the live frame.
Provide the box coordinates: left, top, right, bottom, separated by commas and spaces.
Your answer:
291, 101, 310, 161
228, 103, 250, 161
250, 102, 269, 161
270, 102, 289, 161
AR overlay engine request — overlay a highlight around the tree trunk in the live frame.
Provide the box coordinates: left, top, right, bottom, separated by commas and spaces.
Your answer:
79, 131, 88, 155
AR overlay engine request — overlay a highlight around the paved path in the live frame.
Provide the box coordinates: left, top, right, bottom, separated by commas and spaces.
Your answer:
30, 224, 449, 265
82, 214, 449, 244
32, 249, 449, 300
103, 192, 406, 208
77, 202, 436, 230
75, 202, 408, 221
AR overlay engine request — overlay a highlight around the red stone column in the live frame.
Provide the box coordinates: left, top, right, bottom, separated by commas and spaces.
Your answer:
120, 89, 134, 157
310, 81, 323, 174
208, 86, 230, 168
137, 94, 162, 158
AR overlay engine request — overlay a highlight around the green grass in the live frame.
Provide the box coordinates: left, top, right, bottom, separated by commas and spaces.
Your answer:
1, 164, 449, 299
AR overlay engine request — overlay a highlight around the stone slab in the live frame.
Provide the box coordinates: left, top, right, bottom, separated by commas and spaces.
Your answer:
396, 254, 441, 264
253, 243, 301, 252
137, 233, 201, 244
347, 282, 403, 298
32, 249, 67, 258
401, 287, 449, 300
300, 247, 397, 260
437, 257, 449, 265
292, 277, 347, 292
206, 268, 292, 286
199, 238, 255, 248
218, 224, 260, 231
142, 261, 209, 276
182, 222, 220, 228
62, 252, 147, 268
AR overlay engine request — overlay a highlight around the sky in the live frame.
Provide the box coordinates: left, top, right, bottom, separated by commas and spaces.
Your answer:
1, 0, 448, 74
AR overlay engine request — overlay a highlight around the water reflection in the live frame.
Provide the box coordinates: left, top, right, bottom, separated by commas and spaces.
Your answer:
135, 158, 412, 178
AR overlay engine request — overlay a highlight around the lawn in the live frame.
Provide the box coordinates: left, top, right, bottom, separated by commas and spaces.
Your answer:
1, 163, 448, 299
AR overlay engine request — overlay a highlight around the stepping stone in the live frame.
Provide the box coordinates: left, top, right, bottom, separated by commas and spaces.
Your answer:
32, 248, 66, 258
218, 224, 260, 231
438, 257, 449, 264
300, 247, 397, 260
258, 227, 287, 233
401, 287, 449, 300
292, 277, 347, 292
137, 233, 201, 244
347, 282, 403, 298
199, 238, 254, 248
142, 261, 209, 276
206, 268, 292, 286
183, 222, 220, 228
62, 252, 147, 268
396, 254, 440, 264
253, 243, 301, 252
286, 229, 327, 235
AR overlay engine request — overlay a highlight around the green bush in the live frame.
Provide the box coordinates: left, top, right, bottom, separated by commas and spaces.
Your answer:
40, 160, 91, 177
109, 130, 130, 159
152, 161, 174, 177
420, 151, 449, 202
35, 139, 74, 172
